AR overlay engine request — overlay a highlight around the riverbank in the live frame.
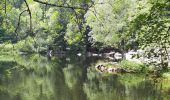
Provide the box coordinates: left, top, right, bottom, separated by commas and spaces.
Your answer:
85, 48, 170, 77
94, 59, 170, 78
1, 43, 170, 79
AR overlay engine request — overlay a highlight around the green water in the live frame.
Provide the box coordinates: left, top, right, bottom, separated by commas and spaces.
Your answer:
0, 54, 170, 100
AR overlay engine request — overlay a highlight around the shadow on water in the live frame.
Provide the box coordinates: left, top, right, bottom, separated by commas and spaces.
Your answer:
0, 54, 170, 100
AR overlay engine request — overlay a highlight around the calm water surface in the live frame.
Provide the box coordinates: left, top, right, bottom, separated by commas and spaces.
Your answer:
0, 54, 170, 100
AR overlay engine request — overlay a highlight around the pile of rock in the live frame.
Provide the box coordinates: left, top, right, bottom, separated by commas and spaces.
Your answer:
126, 49, 170, 67
95, 64, 126, 74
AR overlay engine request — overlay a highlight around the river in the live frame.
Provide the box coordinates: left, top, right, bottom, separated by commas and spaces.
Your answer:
0, 54, 170, 100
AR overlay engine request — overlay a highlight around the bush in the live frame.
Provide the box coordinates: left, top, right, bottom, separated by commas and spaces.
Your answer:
119, 60, 146, 72
0, 37, 37, 53
16, 37, 37, 53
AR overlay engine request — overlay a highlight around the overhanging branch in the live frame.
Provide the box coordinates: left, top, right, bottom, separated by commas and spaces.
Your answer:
24, 0, 33, 35
33, 0, 87, 10
15, 0, 33, 40
15, 10, 28, 36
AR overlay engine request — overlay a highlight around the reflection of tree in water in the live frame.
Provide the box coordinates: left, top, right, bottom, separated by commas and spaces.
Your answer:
0, 54, 57, 100
0, 61, 17, 76
1, 54, 170, 100
83, 67, 170, 100
84, 66, 126, 100
61, 55, 87, 100
60, 55, 102, 100
129, 79, 165, 100
0, 54, 102, 100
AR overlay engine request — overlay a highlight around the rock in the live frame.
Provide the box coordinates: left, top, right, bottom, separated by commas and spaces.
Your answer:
95, 65, 107, 72
92, 53, 99, 56
47, 50, 52, 57
114, 52, 122, 60
103, 52, 115, 57
66, 47, 71, 50
100, 65, 107, 72
125, 50, 142, 63
107, 56, 115, 60
66, 58, 70, 61
107, 68, 115, 73
77, 53, 82, 56
87, 52, 100, 57
95, 64, 127, 74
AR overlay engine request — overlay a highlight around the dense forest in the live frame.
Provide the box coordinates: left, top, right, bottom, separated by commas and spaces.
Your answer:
0, 0, 170, 70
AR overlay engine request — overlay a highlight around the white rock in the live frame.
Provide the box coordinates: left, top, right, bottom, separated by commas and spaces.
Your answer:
77, 53, 82, 56
114, 52, 122, 60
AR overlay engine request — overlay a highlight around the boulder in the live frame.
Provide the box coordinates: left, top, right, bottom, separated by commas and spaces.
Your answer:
114, 52, 123, 60
95, 65, 107, 72
95, 64, 127, 73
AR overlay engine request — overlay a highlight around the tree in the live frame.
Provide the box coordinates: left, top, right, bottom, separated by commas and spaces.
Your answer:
127, 0, 170, 69
85, 0, 133, 47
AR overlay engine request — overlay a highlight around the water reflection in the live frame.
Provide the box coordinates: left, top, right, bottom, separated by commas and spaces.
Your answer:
0, 54, 170, 100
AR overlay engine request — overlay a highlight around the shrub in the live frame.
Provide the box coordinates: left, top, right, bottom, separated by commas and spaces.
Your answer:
119, 60, 146, 72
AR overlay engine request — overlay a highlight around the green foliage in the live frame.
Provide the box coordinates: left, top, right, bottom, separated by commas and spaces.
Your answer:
85, 0, 131, 46
128, 1, 170, 47
0, 37, 37, 53
126, 0, 170, 68
65, 18, 83, 45
119, 60, 146, 72
17, 37, 37, 52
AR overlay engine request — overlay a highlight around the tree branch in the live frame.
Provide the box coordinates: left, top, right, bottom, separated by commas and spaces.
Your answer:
15, 10, 28, 38
24, 0, 33, 35
15, 0, 33, 40
33, 0, 87, 10
4, 0, 7, 14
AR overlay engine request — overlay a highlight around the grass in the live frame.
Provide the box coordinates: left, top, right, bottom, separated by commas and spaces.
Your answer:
119, 60, 146, 72
95, 59, 148, 73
